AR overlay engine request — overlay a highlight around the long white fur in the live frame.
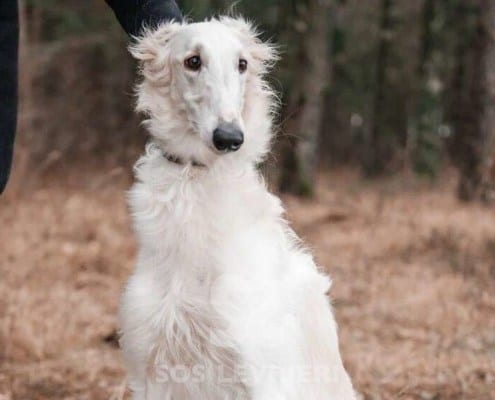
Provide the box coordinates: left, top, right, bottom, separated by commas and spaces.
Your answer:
119, 17, 356, 400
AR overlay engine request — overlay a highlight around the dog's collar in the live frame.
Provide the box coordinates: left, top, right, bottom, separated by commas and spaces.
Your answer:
162, 152, 206, 168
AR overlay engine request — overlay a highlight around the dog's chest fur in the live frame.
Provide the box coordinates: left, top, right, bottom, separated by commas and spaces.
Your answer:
120, 148, 355, 400
121, 153, 307, 397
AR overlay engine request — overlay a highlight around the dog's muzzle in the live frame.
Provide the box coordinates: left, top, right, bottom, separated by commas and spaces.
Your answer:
213, 123, 244, 152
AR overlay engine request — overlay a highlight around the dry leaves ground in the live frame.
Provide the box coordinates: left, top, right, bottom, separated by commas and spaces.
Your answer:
1, 169, 494, 400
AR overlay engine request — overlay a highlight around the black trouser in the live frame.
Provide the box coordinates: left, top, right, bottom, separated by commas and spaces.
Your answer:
0, 0, 181, 194
0, 0, 18, 194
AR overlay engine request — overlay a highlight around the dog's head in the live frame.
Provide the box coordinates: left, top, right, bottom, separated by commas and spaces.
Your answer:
131, 17, 278, 166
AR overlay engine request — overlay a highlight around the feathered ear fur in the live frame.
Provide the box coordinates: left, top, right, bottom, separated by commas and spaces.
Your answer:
129, 22, 183, 84
219, 17, 278, 74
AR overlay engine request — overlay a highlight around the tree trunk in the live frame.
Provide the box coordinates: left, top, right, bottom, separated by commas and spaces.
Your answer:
418, 0, 435, 79
410, 0, 443, 178
479, 0, 495, 201
450, 0, 495, 201
366, 0, 393, 176
279, 0, 332, 196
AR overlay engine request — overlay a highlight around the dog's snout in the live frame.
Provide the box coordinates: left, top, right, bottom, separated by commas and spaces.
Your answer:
212, 123, 244, 152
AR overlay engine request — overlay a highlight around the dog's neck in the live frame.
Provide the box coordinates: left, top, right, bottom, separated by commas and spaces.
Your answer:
146, 141, 256, 184
162, 151, 207, 169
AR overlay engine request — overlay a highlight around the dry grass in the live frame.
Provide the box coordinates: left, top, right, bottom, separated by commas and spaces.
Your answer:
1, 168, 494, 400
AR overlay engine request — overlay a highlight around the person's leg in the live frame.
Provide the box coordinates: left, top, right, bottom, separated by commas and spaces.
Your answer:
0, 0, 18, 194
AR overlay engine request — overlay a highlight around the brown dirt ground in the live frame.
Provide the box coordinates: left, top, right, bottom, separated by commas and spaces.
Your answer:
1, 169, 494, 400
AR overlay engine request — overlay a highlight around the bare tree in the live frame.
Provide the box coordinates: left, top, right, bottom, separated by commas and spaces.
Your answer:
418, 0, 435, 80
449, 0, 495, 201
366, 0, 394, 175
410, 0, 443, 177
279, 0, 332, 196
479, 0, 495, 200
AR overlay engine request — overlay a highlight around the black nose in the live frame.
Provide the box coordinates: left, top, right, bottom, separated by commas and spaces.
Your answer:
213, 123, 244, 152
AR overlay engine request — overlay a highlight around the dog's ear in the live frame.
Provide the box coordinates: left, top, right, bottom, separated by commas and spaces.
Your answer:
129, 22, 182, 83
219, 17, 278, 73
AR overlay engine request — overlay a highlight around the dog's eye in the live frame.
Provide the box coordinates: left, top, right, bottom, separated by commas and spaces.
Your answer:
185, 55, 202, 71
239, 59, 248, 73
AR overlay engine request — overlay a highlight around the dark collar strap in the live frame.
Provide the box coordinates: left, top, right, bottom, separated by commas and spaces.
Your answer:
162, 152, 206, 168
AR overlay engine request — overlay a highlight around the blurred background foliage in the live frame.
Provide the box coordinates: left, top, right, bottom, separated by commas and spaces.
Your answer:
15, 0, 495, 201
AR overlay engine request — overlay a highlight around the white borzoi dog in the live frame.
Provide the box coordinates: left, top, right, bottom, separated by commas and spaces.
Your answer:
119, 17, 356, 400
